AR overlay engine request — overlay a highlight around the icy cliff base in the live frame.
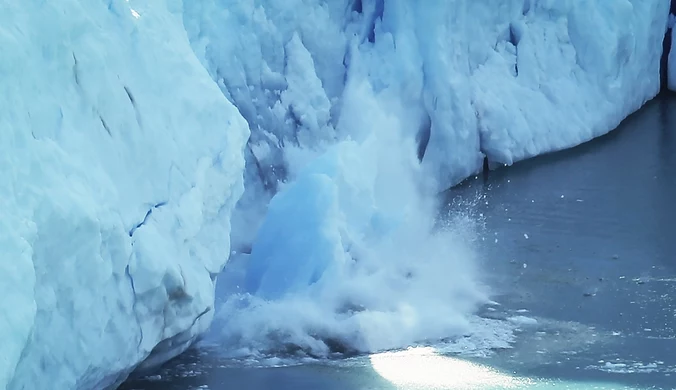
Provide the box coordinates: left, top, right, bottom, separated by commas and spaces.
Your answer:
0, 1, 247, 389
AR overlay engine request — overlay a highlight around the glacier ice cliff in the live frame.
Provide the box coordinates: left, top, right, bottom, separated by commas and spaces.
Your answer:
0, 0, 673, 388
0, 1, 247, 389
188, 0, 673, 357
183, 0, 671, 251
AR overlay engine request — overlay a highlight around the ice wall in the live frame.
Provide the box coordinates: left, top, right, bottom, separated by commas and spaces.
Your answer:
369, 0, 670, 185
184, 0, 672, 356
0, 1, 247, 389
185, 0, 670, 246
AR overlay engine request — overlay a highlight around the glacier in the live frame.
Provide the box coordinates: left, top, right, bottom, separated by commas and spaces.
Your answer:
193, 0, 671, 356
1, 0, 674, 388
185, 0, 670, 195
0, 1, 247, 389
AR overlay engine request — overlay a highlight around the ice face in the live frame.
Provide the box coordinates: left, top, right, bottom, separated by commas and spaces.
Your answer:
195, 0, 670, 357
184, 0, 670, 251
0, 1, 247, 389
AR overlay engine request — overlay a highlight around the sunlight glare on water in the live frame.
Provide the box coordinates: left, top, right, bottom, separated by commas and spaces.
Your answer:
369, 347, 653, 390
369, 347, 528, 389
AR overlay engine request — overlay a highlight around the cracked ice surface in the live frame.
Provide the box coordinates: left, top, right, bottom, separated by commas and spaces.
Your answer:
0, 1, 248, 389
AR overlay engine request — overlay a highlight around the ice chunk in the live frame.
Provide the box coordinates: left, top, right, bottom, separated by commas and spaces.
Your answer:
244, 170, 345, 299
507, 316, 539, 327
282, 33, 333, 138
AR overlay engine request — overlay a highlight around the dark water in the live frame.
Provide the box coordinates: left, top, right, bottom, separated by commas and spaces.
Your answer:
121, 95, 676, 390
451, 94, 676, 389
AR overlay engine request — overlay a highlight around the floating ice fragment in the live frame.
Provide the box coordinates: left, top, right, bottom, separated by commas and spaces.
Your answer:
507, 316, 538, 326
